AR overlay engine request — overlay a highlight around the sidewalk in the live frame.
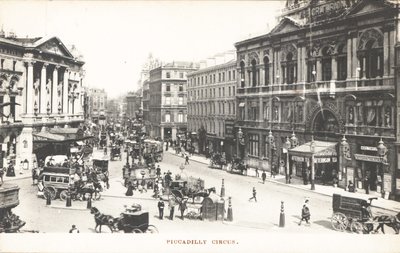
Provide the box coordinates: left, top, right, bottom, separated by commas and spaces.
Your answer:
2, 171, 31, 183
166, 149, 400, 213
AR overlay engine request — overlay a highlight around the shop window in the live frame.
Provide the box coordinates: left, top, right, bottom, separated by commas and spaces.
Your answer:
248, 134, 259, 157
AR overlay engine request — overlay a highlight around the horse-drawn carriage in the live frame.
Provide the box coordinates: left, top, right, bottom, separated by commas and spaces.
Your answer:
331, 194, 400, 234
229, 158, 247, 175
209, 153, 226, 169
90, 205, 158, 233
0, 185, 26, 233
91, 152, 110, 177
110, 146, 122, 161
168, 177, 213, 204
123, 163, 156, 189
143, 139, 163, 162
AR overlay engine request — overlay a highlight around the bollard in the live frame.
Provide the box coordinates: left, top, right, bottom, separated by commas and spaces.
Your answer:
66, 191, 72, 207
220, 179, 225, 198
46, 194, 51, 205
87, 195, 92, 209
227, 197, 233, 222
279, 201, 285, 228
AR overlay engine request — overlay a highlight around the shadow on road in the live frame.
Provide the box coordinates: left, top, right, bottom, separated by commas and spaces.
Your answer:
313, 219, 334, 230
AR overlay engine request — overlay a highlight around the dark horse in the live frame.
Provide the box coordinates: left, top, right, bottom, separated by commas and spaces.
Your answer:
186, 187, 216, 203
373, 212, 400, 234
90, 207, 116, 233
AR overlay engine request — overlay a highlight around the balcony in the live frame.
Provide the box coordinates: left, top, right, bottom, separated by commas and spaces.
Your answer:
345, 124, 395, 138
236, 77, 394, 96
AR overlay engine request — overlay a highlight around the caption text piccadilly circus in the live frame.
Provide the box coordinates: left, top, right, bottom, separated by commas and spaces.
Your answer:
166, 239, 238, 245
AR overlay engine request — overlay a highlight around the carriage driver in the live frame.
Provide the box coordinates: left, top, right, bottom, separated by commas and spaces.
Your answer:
361, 200, 373, 222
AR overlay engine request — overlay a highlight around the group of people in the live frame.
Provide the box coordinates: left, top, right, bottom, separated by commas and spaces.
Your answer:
157, 196, 188, 221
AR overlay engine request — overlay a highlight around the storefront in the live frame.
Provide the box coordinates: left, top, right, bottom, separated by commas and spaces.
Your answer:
289, 140, 339, 187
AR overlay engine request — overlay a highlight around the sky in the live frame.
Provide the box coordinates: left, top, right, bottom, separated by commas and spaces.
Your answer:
0, 1, 285, 98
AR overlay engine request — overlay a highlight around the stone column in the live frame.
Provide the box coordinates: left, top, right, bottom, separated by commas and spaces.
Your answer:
26, 61, 34, 115
332, 57, 338, 80
347, 36, 353, 79
3, 92, 10, 121
270, 48, 274, 85
40, 64, 47, 114
352, 36, 358, 79
302, 47, 307, 83
389, 29, 395, 76
297, 46, 302, 82
259, 97, 263, 122
361, 56, 366, 79
52, 66, 59, 114
63, 69, 69, 114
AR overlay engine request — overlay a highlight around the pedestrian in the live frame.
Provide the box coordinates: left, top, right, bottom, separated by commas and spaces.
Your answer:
347, 180, 355, 193
262, 171, 266, 184
299, 199, 310, 225
179, 199, 187, 220
32, 168, 38, 185
255, 168, 259, 177
364, 175, 370, 194
248, 187, 257, 202
69, 225, 80, 233
168, 198, 175, 220
158, 198, 165, 220
156, 165, 161, 178
140, 180, 147, 193
125, 181, 133, 196
6, 162, 15, 177
0, 167, 4, 185
185, 154, 189, 165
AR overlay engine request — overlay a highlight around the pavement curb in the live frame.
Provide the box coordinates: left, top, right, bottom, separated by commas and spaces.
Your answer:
45, 204, 89, 211
102, 193, 157, 201
168, 152, 209, 166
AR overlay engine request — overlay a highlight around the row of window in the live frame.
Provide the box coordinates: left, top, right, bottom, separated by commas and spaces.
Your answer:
164, 96, 184, 105
189, 69, 236, 87
164, 111, 186, 123
165, 71, 185, 79
188, 101, 236, 116
240, 42, 384, 87
188, 85, 236, 100
188, 120, 225, 137
165, 83, 184, 92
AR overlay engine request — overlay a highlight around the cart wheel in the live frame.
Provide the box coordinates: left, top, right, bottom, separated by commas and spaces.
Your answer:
59, 190, 69, 201
350, 221, 364, 234
43, 187, 57, 200
331, 212, 349, 231
146, 225, 158, 233
133, 228, 143, 233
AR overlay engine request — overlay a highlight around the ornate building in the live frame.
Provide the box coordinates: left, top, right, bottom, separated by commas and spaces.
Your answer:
187, 55, 237, 160
0, 34, 85, 169
126, 91, 142, 121
147, 61, 198, 141
235, 0, 399, 198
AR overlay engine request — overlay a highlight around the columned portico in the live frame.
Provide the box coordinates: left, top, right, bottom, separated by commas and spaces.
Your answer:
63, 69, 69, 114
52, 66, 59, 114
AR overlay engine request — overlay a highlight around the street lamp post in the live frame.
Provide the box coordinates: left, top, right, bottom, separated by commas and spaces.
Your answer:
377, 138, 387, 198
310, 136, 315, 190
268, 130, 274, 177
284, 137, 291, 184
237, 127, 243, 159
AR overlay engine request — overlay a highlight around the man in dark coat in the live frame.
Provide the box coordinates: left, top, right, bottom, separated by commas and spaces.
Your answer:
179, 199, 187, 220
261, 171, 266, 184
158, 198, 165, 220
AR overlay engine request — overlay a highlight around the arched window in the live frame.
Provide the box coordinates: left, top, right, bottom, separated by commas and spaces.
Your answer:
264, 57, 270, 86
322, 47, 332, 81
251, 59, 257, 87
365, 40, 383, 78
286, 52, 296, 84
240, 61, 245, 87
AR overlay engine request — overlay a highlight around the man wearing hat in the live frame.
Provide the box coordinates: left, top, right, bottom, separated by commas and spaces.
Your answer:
69, 225, 80, 233
157, 198, 165, 220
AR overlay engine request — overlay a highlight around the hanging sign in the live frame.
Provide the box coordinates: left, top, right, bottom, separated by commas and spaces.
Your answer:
354, 154, 382, 163
360, 146, 378, 151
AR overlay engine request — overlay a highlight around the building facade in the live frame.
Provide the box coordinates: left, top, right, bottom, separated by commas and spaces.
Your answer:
147, 62, 198, 142
187, 59, 237, 160
126, 91, 142, 121
235, 0, 399, 199
0, 34, 85, 169
88, 88, 107, 130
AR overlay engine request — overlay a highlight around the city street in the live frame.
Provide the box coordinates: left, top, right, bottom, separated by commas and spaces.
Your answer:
7, 150, 397, 234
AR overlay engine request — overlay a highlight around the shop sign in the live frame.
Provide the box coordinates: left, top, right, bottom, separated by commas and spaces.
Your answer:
354, 154, 382, 163
314, 157, 337, 163
383, 173, 392, 192
360, 146, 378, 152
292, 156, 309, 163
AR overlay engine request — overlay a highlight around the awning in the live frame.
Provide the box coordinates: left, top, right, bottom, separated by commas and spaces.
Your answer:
238, 102, 245, 107
33, 132, 66, 142
289, 141, 337, 158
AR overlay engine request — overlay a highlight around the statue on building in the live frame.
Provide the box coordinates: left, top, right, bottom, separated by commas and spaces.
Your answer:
46, 79, 52, 94
348, 107, 354, 125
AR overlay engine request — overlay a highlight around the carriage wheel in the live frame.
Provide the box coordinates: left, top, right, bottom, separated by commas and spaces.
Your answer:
331, 212, 349, 231
350, 221, 364, 234
133, 228, 143, 233
43, 187, 57, 200
146, 225, 159, 233
59, 190, 69, 201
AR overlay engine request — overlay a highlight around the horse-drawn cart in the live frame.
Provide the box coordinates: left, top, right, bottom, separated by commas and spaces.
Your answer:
0, 184, 26, 233
331, 194, 377, 234
114, 205, 158, 233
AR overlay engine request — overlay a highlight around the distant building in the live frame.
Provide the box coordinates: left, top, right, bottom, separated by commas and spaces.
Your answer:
88, 88, 107, 130
187, 52, 237, 160
147, 61, 199, 142
126, 91, 142, 120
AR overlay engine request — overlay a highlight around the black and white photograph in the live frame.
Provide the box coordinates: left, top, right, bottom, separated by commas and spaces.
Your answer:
0, 0, 400, 252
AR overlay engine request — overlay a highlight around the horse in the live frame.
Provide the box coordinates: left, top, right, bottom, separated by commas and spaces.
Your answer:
90, 207, 116, 233
373, 212, 400, 234
186, 187, 216, 203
